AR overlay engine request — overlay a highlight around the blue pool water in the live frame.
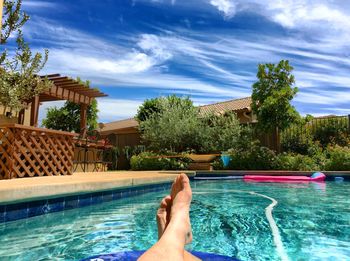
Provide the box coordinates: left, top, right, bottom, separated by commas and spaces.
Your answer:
0, 180, 349, 260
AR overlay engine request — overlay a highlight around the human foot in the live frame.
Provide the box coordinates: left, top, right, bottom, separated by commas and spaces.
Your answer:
157, 195, 172, 239
169, 173, 193, 244
157, 175, 193, 243
139, 174, 194, 261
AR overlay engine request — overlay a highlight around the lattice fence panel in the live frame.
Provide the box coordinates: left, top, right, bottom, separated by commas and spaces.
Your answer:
0, 127, 15, 179
0, 125, 75, 179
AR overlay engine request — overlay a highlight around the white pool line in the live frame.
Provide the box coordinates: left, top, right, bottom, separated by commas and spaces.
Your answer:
250, 192, 289, 261
194, 189, 289, 261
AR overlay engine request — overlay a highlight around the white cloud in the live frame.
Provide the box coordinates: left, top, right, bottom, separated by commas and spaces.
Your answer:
295, 90, 350, 105
97, 98, 143, 122
210, 0, 236, 18
23, 0, 57, 9
137, 34, 173, 61
46, 49, 155, 74
204, 0, 350, 44
265, 1, 350, 30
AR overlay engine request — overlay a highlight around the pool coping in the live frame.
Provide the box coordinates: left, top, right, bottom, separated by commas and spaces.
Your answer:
0, 171, 195, 205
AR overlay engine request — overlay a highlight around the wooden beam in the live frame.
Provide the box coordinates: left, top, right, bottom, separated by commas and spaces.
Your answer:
0, 0, 3, 34
30, 95, 40, 127
52, 79, 74, 84
80, 104, 88, 138
18, 109, 25, 125
43, 85, 90, 105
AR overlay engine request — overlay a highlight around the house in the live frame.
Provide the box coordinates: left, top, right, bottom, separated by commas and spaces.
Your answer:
100, 96, 255, 147
99, 97, 255, 169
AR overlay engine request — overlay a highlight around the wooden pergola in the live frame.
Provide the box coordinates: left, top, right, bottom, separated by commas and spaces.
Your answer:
0, 74, 108, 179
23, 74, 107, 136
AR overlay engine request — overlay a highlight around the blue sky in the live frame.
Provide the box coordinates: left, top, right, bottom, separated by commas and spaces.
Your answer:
19, 0, 350, 123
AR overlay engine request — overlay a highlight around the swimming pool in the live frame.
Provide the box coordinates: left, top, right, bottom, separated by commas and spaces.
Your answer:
0, 180, 349, 260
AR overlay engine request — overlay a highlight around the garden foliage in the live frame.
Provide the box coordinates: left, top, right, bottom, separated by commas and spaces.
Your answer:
139, 96, 243, 153
130, 152, 189, 170
42, 99, 98, 133
282, 116, 349, 153
325, 145, 350, 171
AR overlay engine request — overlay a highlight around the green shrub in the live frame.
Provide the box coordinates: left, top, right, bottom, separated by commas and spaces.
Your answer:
130, 152, 189, 170
313, 118, 349, 147
227, 146, 276, 170
212, 158, 224, 170
281, 131, 314, 155
325, 146, 350, 171
107, 146, 120, 170
201, 111, 242, 153
274, 153, 319, 171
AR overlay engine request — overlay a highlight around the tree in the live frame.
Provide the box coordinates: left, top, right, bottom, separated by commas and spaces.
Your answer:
135, 95, 193, 122
140, 96, 203, 152
203, 111, 242, 152
135, 97, 162, 122
0, 0, 51, 112
42, 78, 99, 133
252, 60, 300, 132
42, 99, 98, 133
139, 96, 243, 153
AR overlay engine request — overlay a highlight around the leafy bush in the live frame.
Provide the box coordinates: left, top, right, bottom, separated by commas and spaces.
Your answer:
201, 111, 242, 153
227, 145, 276, 170
108, 146, 120, 170
274, 153, 319, 171
325, 145, 350, 171
313, 118, 349, 147
130, 152, 189, 170
281, 131, 314, 155
212, 158, 224, 170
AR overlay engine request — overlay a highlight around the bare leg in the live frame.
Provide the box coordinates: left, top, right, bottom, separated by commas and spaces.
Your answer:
138, 174, 193, 261
157, 194, 200, 260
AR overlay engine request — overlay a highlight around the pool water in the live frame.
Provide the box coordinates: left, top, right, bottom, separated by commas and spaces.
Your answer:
0, 180, 349, 260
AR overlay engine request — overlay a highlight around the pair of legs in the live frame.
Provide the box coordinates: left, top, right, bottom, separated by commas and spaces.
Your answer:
139, 174, 200, 261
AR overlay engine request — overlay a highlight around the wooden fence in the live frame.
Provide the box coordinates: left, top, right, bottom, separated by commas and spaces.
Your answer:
281, 115, 350, 149
0, 124, 76, 179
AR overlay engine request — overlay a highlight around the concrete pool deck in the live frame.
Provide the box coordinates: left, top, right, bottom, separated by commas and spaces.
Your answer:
0, 171, 194, 204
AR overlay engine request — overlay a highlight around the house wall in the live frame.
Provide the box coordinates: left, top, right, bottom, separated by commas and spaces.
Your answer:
0, 105, 31, 126
236, 111, 252, 124
102, 128, 142, 170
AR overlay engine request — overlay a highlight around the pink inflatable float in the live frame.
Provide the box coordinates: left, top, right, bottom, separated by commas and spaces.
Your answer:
244, 172, 326, 183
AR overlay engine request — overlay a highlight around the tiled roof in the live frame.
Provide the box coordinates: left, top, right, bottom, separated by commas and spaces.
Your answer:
100, 97, 252, 133
199, 97, 252, 115
100, 118, 138, 134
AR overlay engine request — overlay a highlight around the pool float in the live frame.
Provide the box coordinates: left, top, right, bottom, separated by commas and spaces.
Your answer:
82, 250, 238, 261
244, 172, 326, 183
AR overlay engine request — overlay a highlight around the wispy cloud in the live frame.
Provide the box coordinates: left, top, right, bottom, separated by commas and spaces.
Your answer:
23, 0, 57, 9
210, 0, 236, 18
